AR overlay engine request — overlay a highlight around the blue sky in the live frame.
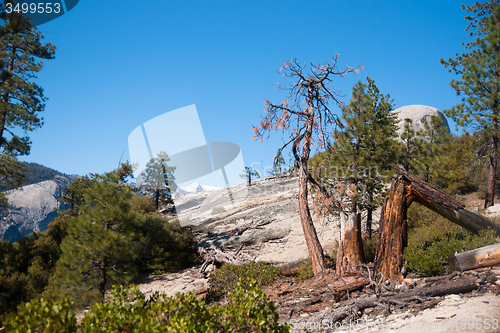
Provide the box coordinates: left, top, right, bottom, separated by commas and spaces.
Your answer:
17, 0, 474, 180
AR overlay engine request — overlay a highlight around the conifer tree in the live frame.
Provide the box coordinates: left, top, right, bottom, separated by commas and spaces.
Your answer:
399, 118, 421, 173
0, 7, 56, 204
414, 115, 450, 184
331, 77, 399, 240
48, 168, 140, 306
138, 152, 177, 210
441, 0, 500, 208
239, 166, 260, 186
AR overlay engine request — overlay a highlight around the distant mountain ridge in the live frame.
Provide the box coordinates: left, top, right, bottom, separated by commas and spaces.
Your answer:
0, 162, 76, 192
0, 163, 75, 242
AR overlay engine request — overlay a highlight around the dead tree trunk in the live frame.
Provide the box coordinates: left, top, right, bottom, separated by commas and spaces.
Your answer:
448, 242, 500, 272
336, 210, 365, 276
373, 177, 410, 281
397, 167, 500, 236
374, 167, 500, 281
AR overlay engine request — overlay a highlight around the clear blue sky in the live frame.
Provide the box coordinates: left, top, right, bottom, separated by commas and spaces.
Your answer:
18, 0, 474, 179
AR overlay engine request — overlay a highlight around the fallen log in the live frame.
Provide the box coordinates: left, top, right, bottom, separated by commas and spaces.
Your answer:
396, 167, 500, 237
448, 242, 500, 271
328, 276, 478, 324
375, 167, 500, 281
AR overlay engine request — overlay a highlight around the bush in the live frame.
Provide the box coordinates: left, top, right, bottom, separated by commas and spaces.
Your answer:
208, 261, 279, 301
403, 205, 499, 276
363, 236, 378, 263
135, 216, 199, 274
3, 297, 76, 333
80, 282, 288, 332
211, 207, 226, 215
294, 258, 314, 283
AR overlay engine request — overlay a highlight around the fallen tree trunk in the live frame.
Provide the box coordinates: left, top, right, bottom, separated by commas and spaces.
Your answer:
374, 167, 500, 281
448, 242, 500, 271
396, 167, 500, 237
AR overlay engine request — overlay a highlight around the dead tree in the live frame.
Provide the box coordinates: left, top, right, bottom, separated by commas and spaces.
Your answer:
253, 56, 361, 276
336, 206, 365, 276
374, 167, 500, 280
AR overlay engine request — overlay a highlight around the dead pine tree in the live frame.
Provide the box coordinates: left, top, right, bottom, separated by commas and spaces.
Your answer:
253, 56, 361, 276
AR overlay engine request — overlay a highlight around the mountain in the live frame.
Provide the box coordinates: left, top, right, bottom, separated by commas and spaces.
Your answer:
0, 164, 75, 242
175, 182, 222, 196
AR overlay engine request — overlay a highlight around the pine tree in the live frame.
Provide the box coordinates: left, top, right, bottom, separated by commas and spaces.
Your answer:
48, 169, 140, 307
399, 118, 422, 173
331, 77, 399, 249
138, 152, 177, 210
414, 115, 450, 184
239, 166, 260, 186
0, 8, 55, 189
441, 0, 500, 208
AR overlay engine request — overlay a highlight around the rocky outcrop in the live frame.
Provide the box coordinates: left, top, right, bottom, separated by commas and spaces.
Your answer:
168, 176, 344, 264
0, 175, 72, 241
394, 105, 450, 137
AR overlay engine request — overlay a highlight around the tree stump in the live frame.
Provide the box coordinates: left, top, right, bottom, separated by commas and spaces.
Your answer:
336, 210, 365, 276
374, 177, 410, 280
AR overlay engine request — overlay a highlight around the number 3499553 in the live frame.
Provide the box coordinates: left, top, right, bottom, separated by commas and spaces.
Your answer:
5, 2, 61, 14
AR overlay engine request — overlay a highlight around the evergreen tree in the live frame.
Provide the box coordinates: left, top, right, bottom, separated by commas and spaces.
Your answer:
138, 152, 177, 210
414, 115, 450, 184
0, 7, 56, 204
331, 77, 399, 238
399, 118, 422, 173
48, 169, 140, 307
441, 0, 500, 208
239, 166, 260, 186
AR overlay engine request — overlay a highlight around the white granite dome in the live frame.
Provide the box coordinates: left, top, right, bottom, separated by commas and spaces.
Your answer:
393, 105, 450, 137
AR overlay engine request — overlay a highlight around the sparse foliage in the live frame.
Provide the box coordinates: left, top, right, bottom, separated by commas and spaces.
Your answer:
239, 166, 260, 186
253, 56, 361, 276
138, 151, 177, 210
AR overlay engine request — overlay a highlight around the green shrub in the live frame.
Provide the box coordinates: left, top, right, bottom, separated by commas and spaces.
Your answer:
363, 236, 378, 263
403, 205, 499, 276
80, 282, 288, 333
211, 278, 289, 333
294, 258, 314, 283
211, 207, 226, 215
208, 261, 279, 301
3, 297, 76, 333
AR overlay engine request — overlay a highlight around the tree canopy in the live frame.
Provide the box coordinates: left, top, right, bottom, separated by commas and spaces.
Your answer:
441, 0, 500, 208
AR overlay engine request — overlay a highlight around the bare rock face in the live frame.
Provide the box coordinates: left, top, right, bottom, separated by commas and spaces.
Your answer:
0, 175, 72, 241
169, 176, 342, 264
394, 105, 450, 137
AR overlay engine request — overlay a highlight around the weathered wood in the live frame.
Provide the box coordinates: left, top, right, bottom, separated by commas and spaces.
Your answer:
374, 177, 409, 280
396, 167, 500, 236
448, 242, 500, 271
336, 211, 365, 276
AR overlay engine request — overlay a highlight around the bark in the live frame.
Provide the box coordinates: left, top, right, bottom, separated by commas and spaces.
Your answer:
98, 258, 107, 303
336, 210, 365, 276
397, 167, 500, 236
374, 167, 500, 282
297, 92, 326, 277
485, 132, 498, 209
373, 177, 410, 281
366, 205, 373, 239
448, 242, 500, 271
